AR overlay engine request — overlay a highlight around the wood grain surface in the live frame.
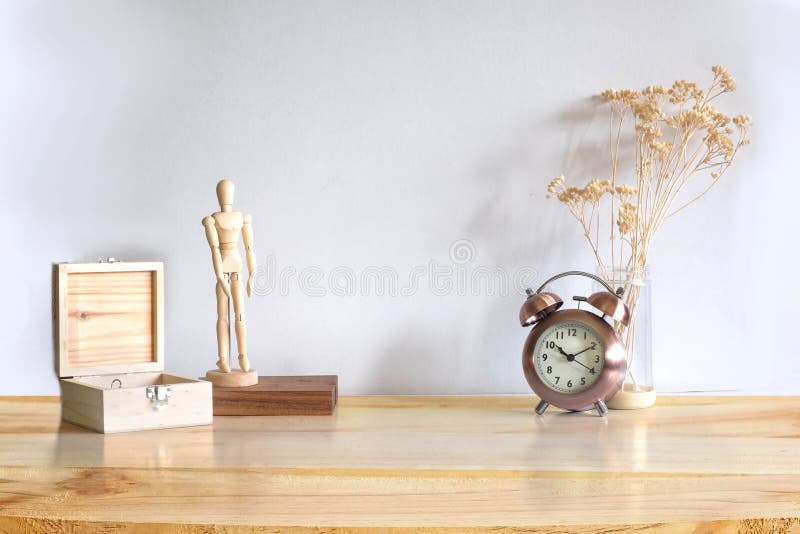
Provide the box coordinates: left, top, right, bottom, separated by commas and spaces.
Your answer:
211, 375, 338, 415
66, 271, 154, 367
0, 396, 798, 533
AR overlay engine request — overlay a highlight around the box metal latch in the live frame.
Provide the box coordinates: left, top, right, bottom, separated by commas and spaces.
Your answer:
146, 385, 172, 411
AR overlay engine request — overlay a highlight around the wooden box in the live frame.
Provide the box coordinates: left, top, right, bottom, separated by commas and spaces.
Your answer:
55, 261, 212, 433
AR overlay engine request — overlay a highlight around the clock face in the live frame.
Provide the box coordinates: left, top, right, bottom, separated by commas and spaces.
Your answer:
533, 321, 606, 394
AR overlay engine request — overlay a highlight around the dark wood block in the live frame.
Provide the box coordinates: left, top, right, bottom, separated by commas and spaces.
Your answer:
211, 375, 338, 416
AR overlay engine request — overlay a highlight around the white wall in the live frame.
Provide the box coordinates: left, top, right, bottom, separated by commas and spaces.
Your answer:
2, 0, 798, 395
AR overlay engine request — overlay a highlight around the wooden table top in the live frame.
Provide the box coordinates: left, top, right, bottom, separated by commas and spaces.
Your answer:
0, 395, 798, 532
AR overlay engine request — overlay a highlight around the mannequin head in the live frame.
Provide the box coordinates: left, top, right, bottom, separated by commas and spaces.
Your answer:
216, 179, 234, 212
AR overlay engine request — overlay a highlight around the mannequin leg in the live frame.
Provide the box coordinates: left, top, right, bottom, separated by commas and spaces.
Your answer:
230, 272, 250, 372
216, 275, 231, 373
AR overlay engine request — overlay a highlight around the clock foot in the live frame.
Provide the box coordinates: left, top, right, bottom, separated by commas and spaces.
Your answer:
535, 400, 549, 415
595, 400, 608, 417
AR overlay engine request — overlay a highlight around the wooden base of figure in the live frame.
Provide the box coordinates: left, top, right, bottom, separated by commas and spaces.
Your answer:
205, 369, 259, 388
211, 375, 338, 416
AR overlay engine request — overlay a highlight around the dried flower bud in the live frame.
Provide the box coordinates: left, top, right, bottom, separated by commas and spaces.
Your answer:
712, 65, 736, 92
600, 88, 639, 104
617, 202, 638, 235
642, 85, 670, 97
669, 80, 702, 104
546, 175, 566, 198
614, 185, 638, 197
732, 114, 751, 128
632, 99, 661, 122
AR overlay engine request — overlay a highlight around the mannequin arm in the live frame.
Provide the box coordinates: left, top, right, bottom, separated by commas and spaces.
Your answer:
203, 216, 232, 298
242, 213, 257, 297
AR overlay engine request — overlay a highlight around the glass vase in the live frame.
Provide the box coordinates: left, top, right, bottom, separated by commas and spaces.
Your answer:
595, 267, 655, 409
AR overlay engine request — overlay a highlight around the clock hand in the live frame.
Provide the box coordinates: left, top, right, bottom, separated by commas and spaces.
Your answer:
572, 359, 593, 372
554, 344, 573, 361
554, 343, 594, 372
572, 343, 597, 357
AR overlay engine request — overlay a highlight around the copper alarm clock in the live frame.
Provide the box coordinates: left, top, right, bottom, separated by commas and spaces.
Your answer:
518, 271, 630, 416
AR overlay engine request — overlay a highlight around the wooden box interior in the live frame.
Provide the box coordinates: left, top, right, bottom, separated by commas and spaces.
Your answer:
57, 262, 164, 378
64, 373, 199, 390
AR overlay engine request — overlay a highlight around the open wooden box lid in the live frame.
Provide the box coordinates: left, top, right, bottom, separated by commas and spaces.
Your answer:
56, 262, 164, 378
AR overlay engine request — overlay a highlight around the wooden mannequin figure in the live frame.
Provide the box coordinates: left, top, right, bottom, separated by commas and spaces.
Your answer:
203, 179, 259, 387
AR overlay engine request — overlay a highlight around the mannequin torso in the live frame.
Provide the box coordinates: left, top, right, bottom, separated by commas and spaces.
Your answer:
212, 211, 245, 273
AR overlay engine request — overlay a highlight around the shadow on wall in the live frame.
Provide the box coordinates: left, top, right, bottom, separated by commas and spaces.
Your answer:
365, 97, 617, 394
465, 96, 615, 391
466, 95, 611, 269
